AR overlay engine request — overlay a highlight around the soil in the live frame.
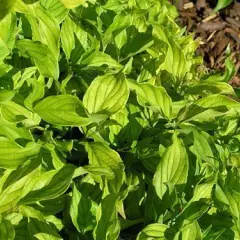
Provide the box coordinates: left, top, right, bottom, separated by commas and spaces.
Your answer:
172, 0, 240, 86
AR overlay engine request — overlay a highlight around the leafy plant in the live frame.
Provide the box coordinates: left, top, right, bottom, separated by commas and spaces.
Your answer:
214, 0, 233, 12
0, 0, 239, 239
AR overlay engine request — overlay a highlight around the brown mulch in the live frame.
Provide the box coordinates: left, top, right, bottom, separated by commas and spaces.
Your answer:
172, 0, 240, 86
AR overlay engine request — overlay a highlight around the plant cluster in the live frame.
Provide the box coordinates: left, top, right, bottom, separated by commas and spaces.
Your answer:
0, 0, 239, 239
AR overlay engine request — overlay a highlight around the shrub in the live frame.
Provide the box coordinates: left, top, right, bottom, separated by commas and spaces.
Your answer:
0, 0, 239, 239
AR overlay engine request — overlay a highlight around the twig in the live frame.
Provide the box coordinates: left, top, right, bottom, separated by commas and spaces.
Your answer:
202, 13, 218, 23
206, 30, 217, 42
184, 2, 194, 9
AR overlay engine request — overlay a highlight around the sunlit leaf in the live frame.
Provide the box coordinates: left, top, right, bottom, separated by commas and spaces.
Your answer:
34, 95, 91, 126
83, 74, 129, 116
153, 133, 188, 199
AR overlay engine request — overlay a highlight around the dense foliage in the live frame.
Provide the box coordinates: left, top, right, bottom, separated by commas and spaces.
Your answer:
0, 0, 239, 239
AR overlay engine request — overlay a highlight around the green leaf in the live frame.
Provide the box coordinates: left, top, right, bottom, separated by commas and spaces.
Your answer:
153, 133, 188, 199
85, 142, 125, 194
175, 221, 202, 240
83, 74, 129, 116
16, 40, 59, 80
40, 0, 68, 23
34, 95, 91, 126
186, 81, 235, 95
0, 166, 39, 213
60, 0, 88, 9
25, 4, 60, 58
191, 181, 214, 202
190, 130, 215, 166
24, 76, 45, 110
1, 100, 40, 127
0, 13, 17, 60
0, 218, 15, 240
214, 184, 229, 206
13, 67, 37, 90
137, 223, 168, 240
19, 164, 75, 204
93, 194, 120, 240
60, 16, 78, 60
128, 80, 172, 119
214, 0, 233, 12
153, 24, 189, 80
201, 58, 235, 83
109, 103, 146, 146
0, 0, 239, 238
0, 0, 16, 19
70, 184, 96, 233
0, 137, 40, 168
103, 14, 132, 48
79, 50, 122, 69
0, 118, 32, 141
19, 205, 63, 233
28, 218, 62, 240
0, 90, 16, 103
195, 94, 238, 110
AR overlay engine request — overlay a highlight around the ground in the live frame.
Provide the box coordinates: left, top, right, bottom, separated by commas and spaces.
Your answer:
172, 0, 240, 86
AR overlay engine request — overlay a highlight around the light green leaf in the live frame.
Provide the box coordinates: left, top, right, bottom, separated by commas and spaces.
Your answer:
153, 24, 188, 80
24, 76, 45, 110
16, 40, 59, 80
60, 0, 87, 9
85, 142, 125, 194
0, 137, 40, 168
83, 74, 129, 116
84, 166, 115, 179
60, 16, 77, 60
0, 13, 17, 60
19, 164, 75, 204
13, 67, 37, 90
191, 181, 214, 202
19, 205, 46, 222
93, 194, 120, 240
0, 117, 32, 141
32, 5, 60, 58
0, 90, 15, 103
1, 100, 40, 127
28, 218, 62, 240
128, 80, 172, 119
153, 133, 188, 199
34, 95, 91, 126
137, 223, 168, 240
190, 130, 214, 166
175, 221, 202, 240
103, 14, 132, 47
61, 16, 88, 60
0, 39, 9, 62
214, 0, 233, 12
195, 94, 238, 110
44, 215, 63, 231
80, 51, 122, 69
215, 184, 229, 206
0, 167, 39, 213
109, 104, 146, 146
4, 213, 23, 226
40, 0, 68, 23
186, 81, 235, 95
70, 184, 96, 233
19, 205, 63, 231
205, 57, 235, 83
20, 164, 75, 205
224, 188, 240, 224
